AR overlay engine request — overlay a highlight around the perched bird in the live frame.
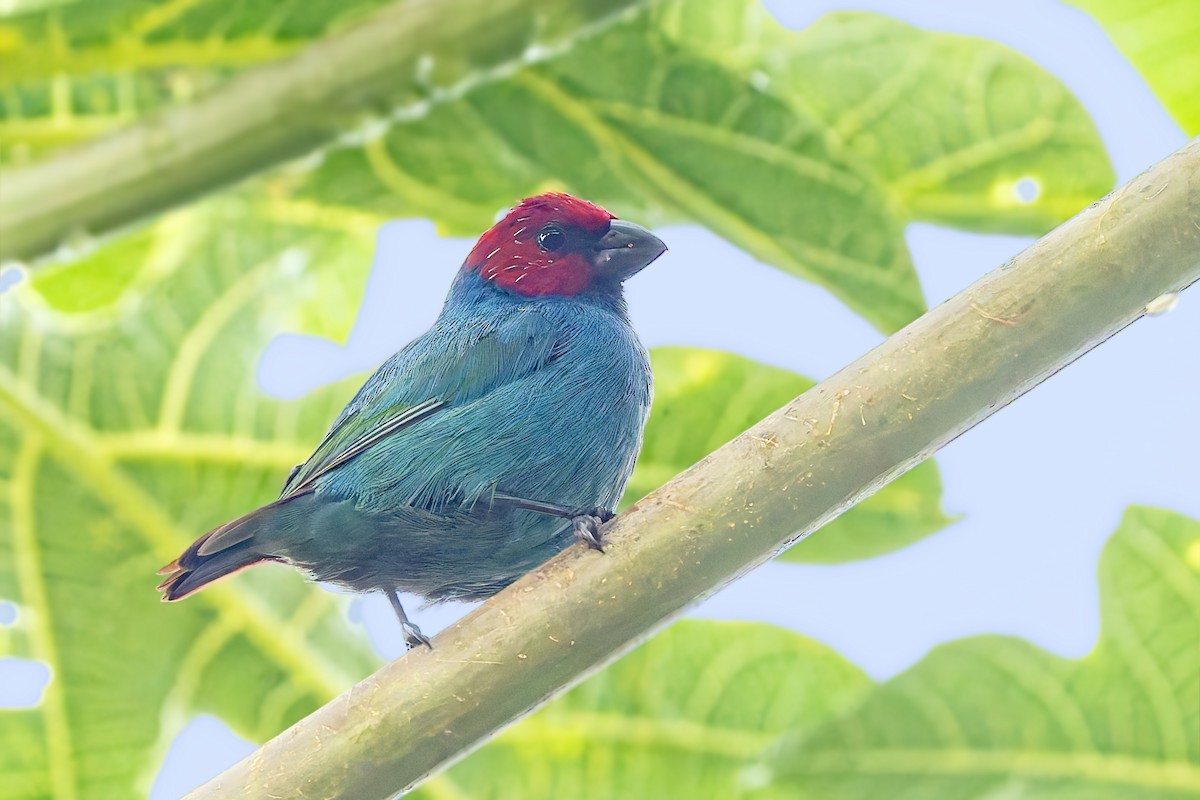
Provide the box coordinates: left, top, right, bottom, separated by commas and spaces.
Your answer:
157, 192, 665, 647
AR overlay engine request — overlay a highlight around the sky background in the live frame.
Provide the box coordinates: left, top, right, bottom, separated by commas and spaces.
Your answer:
1, 2, 1193, 798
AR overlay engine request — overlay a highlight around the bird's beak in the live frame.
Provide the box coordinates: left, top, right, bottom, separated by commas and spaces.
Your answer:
592, 219, 667, 282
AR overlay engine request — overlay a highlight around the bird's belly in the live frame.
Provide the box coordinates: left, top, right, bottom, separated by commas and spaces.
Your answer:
279, 499, 575, 602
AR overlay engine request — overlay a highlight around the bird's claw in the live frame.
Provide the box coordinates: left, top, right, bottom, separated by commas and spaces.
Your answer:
572, 514, 608, 552
587, 507, 615, 524
403, 623, 433, 651
387, 589, 433, 650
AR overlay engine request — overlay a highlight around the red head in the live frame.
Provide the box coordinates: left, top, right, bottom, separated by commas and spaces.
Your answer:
463, 192, 666, 297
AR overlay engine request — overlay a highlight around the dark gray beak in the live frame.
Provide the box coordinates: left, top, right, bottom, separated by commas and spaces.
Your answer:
591, 219, 667, 282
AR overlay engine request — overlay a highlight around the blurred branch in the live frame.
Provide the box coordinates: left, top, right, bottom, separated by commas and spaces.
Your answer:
186, 137, 1199, 799
0, 0, 646, 264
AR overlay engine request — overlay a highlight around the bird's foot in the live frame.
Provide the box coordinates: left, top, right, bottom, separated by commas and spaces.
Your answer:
576, 506, 615, 524
387, 589, 433, 650
402, 623, 433, 651
571, 509, 613, 552
488, 493, 614, 552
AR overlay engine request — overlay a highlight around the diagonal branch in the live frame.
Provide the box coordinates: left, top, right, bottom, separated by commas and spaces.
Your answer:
185, 137, 1199, 799
0, 0, 648, 264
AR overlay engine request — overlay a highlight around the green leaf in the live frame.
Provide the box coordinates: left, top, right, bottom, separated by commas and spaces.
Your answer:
627, 348, 955, 563
409, 620, 873, 800
3, 1, 1111, 333
409, 505, 1199, 799
1067, 0, 1200, 135
0, 0, 647, 169
656, 6, 1115, 232
786, 464, 957, 564
0, 0, 386, 164
0, 191, 383, 800
300, 0, 1112, 332
764, 505, 1200, 798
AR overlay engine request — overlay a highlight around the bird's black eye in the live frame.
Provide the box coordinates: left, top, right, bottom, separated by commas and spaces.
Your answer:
536, 225, 565, 253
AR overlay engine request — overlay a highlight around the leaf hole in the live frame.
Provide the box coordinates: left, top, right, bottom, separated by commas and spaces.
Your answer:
0, 600, 17, 625
1014, 176, 1041, 204
150, 715, 256, 800
0, 263, 27, 294
0, 658, 50, 709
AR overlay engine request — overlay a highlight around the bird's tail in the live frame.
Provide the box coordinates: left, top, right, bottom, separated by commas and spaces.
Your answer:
156, 502, 285, 601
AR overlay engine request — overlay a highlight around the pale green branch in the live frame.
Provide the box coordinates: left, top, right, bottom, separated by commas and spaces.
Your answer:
184, 138, 1199, 799
0, 0, 648, 264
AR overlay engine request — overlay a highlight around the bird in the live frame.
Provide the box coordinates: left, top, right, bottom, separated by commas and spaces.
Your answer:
157, 192, 666, 648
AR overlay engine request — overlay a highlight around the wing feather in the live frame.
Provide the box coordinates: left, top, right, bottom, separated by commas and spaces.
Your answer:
283, 399, 446, 498
279, 307, 566, 499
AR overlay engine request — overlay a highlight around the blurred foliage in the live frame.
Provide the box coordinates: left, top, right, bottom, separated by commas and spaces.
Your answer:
0, 0, 1148, 798
761, 506, 1200, 799
408, 506, 1200, 799
1068, 0, 1199, 134
0, 0, 1113, 332
0, 195, 382, 799
299, 3, 1114, 332
0, 0, 390, 163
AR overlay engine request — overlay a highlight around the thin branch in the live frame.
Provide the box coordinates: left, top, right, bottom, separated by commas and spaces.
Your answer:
186, 137, 1200, 799
0, 0, 648, 264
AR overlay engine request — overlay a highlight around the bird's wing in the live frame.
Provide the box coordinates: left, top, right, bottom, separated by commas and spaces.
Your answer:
281, 399, 446, 498
280, 310, 566, 500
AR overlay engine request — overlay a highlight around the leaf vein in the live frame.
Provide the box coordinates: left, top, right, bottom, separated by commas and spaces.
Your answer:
0, 363, 360, 699
11, 436, 79, 800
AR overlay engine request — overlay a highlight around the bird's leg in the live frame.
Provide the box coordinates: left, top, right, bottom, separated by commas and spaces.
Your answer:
491, 493, 614, 551
386, 589, 432, 650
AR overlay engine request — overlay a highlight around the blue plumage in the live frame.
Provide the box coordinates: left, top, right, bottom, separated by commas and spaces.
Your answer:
158, 193, 665, 645
281, 279, 652, 598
